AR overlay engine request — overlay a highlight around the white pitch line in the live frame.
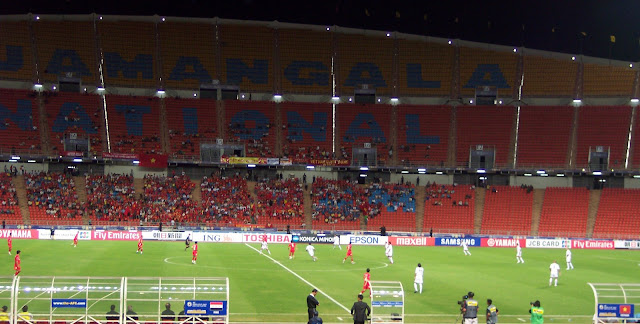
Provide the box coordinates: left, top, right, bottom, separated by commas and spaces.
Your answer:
517, 318, 526, 322
337, 317, 343, 321
244, 243, 351, 313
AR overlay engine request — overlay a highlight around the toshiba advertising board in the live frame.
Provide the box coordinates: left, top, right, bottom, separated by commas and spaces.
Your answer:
242, 233, 292, 244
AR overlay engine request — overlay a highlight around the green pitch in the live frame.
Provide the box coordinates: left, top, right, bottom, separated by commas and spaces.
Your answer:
2, 240, 639, 323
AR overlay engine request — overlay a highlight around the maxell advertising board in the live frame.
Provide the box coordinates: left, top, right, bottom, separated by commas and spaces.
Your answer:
435, 237, 481, 247
525, 239, 570, 249
388, 236, 434, 246
242, 233, 292, 244
291, 234, 335, 244
571, 240, 614, 249
193, 232, 243, 243
482, 238, 526, 248
341, 235, 388, 245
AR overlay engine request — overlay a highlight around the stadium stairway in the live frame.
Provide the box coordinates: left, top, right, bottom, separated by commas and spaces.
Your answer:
247, 181, 259, 202
133, 178, 144, 200
414, 185, 425, 232
303, 185, 312, 229
11, 175, 30, 224
530, 189, 545, 236
74, 176, 88, 223
191, 179, 202, 203
473, 187, 485, 234
586, 189, 602, 238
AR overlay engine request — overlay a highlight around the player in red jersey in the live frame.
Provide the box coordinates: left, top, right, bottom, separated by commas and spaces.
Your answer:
343, 243, 355, 264
72, 232, 79, 247
191, 242, 198, 264
13, 250, 21, 276
136, 236, 143, 254
7, 233, 12, 255
288, 242, 296, 259
360, 268, 371, 298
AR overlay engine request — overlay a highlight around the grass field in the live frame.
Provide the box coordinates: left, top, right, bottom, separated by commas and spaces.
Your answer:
1, 240, 639, 323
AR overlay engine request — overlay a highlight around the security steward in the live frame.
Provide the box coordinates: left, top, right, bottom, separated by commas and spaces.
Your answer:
486, 299, 498, 324
461, 291, 479, 324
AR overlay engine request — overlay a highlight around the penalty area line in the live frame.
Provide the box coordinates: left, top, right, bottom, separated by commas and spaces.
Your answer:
244, 243, 351, 314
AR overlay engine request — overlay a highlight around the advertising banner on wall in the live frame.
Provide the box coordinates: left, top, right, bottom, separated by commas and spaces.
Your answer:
525, 238, 570, 249
54, 230, 91, 240
92, 231, 141, 241
614, 240, 640, 249
0, 229, 40, 239
570, 240, 614, 249
388, 236, 434, 246
291, 234, 335, 244
193, 232, 243, 243
242, 233, 292, 243
481, 238, 526, 248
435, 237, 481, 247
143, 231, 191, 241
341, 235, 388, 245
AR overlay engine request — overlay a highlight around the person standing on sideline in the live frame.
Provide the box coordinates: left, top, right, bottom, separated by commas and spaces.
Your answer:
306, 289, 319, 323
184, 234, 191, 251
385, 242, 394, 264
289, 241, 297, 259
565, 248, 574, 270
306, 243, 317, 261
461, 240, 471, 256
461, 291, 479, 324
333, 235, 341, 250
414, 263, 424, 294
486, 299, 499, 324
549, 260, 560, 287
350, 294, 370, 324
529, 300, 544, 324
516, 242, 524, 263
309, 309, 322, 324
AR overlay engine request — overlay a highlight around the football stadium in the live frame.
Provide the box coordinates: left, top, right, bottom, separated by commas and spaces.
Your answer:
0, 2, 640, 324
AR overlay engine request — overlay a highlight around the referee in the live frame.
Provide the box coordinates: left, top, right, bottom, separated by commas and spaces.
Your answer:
306, 289, 319, 323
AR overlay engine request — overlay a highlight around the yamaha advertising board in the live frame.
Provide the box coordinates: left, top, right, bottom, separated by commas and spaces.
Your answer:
184, 300, 228, 316
435, 237, 481, 247
291, 234, 335, 244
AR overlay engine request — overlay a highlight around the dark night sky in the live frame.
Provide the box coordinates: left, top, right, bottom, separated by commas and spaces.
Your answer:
2, 0, 640, 62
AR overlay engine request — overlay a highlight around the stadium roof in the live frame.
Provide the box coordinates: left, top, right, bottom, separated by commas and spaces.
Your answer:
1, 0, 640, 62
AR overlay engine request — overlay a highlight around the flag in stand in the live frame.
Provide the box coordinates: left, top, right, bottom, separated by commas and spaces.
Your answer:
138, 153, 168, 168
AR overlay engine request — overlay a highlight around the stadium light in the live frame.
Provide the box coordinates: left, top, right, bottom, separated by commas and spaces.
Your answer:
73, 158, 82, 163
469, 99, 474, 104
27, 160, 36, 163
390, 97, 399, 103
630, 64, 634, 68
524, 173, 532, 176
418, 171, 426, 174
193, 93, 197, 97
306, 165, 315, 170
99, 16, 103, 20
633, 175, 640, 179
360, 174, 367, 177
377, 98, 382, 103
417, 168, 426, 172
592, 171, 602, 176
331, 96, 340, 101
273, 94, 283, 101
401, 170, 409, 174
435, 171, 444, 175
133, 160, 140, 165
161, 17, 166, 22
631, 98, 639, 103
556, 173, 565, 177
572, 99, 582, 104
247, 164, 256, 168
536, 170, 545, 174
34, 83, 42, 89
540, 173, 549, 177
97, 87, 105, 91
477, 169, 486, 173
571, 56, 576, 61
157, 90, 166, 95
448, 40, 452, 45
11, 156, 20, 160
35, 16, 40, 20
360, 166, 369, 171
326, 27, 330, 31
386, 32, 391, 37
52, 85, 56, 90
348, 97, 353, 102
513, 48, 517, 53
8, 159, 17, 163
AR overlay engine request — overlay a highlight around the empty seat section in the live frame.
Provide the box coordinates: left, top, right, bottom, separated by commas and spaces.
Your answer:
159, 22, 216, 90
311, 178, 363, 231
141, 175, 199, 224
255, 179, 304, 226
423, 185, 475, 234
456, 106, 514, 167
337, 104, 391, 163
398, 40, 452, 97
481, 186, 532, 235
366, 183, 416, 232
25, 172, 83, 225
98, 21, 157, 88
279, 28, 332, 95
224, 101, 276, 157
396, 105, 450, 166
281, 102, 332, 163
201, 175, 253, 226
165, 98, 217, 159
576, 106, 630, 169
44, 93, 104, 157
631, 111, 640, 168
537, 187, 589, 237
0, 21, 34, 81
583, 64, 634, 97
522, 56, 576, 97
0, 89, 41, 155
105, 95, 162, 154
593, 188, 640, 239
517, 106, 572, 168
0, 172, 22, 225
33, 21, 96, 85
459, 47, 516, 97
218, 25, 273, 93
337, 33, 393, 96
86, 174, 137, 225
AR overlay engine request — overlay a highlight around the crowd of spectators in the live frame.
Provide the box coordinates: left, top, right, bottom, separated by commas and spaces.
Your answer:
254, 178, 303, 220
85, 174, 138, 222
425, 183, 473, 207
227, 122, 273, 157
366, 182, 415, 213
140, 175, 199, 224
25, 172, 83, 219
0, 173, 18, 215
311, 178, 371, 224
201, 175, 254, 225
111, 134, 162, 154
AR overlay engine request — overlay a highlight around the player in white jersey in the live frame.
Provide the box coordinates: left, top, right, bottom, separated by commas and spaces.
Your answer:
549, 260, 560, 287
414, 263, 424, 294
565, 248, 573, 270
260, 237, 271, 255
385, 242, 394, 264
461, 240, 471, 256
306, 243, 317, 261
516, 242, 524, 263
333, 235, 341, 249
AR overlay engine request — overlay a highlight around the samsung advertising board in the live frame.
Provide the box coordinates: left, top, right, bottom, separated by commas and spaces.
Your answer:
435, 237, 481, 247
291, 234, 334, 244
341, 235, 388, 245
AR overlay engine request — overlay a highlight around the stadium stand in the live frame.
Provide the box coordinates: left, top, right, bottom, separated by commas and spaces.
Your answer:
630, 109, 640, 169
337, 33, 393, 96
254, 178, 304, 226
423, 184, 475, 234
158, 22, 217, 90
481, 186, 533, 235
583, 64, 635, 97
459, 47, 516, 97
398, 40, 452, 97
516, 106, 573, 168
396, 105, 451, 166
97, 20, 157, 88
537, 187, 589, 237
44, 92, 104, 156
575, 106, 631, 169
224, 100, 276, 157
279, 28, 332, 95
337, 104, 391, 162
0, 88, 41, 155
32, 21, 97, 85
165, 97, 217, 159
201, 175, 253, 226
105, 95, 162, 154
25, 172, 83, 225
86, 174, 137, 225
0, 172, 22, 224
0, 21, 34, 82
455, 106, 515, 167
365, 182, 416, 232
281, 102, 333, 162
593, 188, 640, 239
311, 178, 366, 230
521, 56, 576, 97
141, 174, 200, 224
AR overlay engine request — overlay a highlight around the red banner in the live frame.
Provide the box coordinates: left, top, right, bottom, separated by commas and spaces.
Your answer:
482, 238, 527, 248
92, 231, 141, 241
139, 153, 168, 168
388, 236, 434, 246
102, 152, 138, 159
571, 240, 614, 249
0, 229, 39, 239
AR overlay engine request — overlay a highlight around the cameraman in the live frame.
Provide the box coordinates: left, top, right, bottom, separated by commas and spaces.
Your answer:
461, 292, 479, 324
486, 299, 498, 324
529, 300, 544, 324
